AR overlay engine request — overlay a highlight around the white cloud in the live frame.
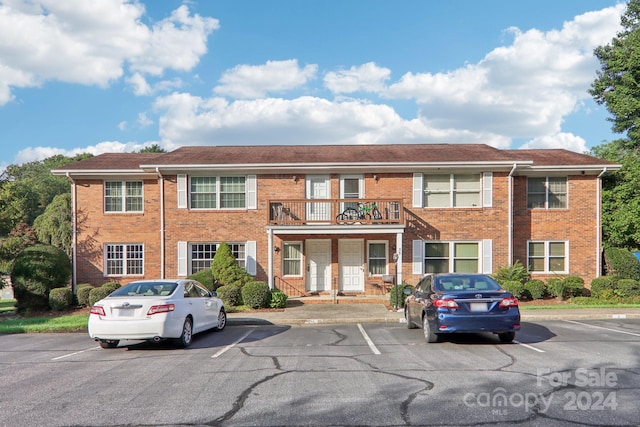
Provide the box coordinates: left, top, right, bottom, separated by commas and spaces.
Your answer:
519, 132, 588, 152
137, 112, 153, 128
324, 62, 391, 94
0, 1, 218, 106
214, 59, 318, 99
385, 4, 625, 144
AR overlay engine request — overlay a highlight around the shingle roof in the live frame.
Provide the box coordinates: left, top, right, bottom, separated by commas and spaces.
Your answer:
52, 144, 619, 173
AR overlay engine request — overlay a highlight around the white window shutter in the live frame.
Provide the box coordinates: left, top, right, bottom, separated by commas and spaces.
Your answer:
483, 172, 493, 208
177, 241, 187, 276
412, 240, 423, 274
177, 174, 187, 209
246, 241, 256, 275
413, 173, 423, 207
246, 175, 257, 209
482, 239, 492, 274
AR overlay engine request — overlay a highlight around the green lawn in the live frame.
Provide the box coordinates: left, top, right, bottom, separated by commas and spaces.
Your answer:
0, 299, 88, 334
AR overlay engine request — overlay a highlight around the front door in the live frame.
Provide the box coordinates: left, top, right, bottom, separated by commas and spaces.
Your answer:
307, 240, 331, 292
339, 239, 364, 292
306, 175, 330, 222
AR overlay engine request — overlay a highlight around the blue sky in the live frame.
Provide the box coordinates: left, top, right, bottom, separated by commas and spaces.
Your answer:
0, 0, 628, 170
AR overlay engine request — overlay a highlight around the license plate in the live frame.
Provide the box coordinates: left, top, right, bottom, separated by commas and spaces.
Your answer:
470, 302, 488, 312
115, 308, 135, 317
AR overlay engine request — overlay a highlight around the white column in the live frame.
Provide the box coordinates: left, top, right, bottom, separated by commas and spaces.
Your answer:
267, 229, 274, 289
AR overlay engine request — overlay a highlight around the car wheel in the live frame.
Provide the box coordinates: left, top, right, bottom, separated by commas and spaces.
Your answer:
498, 331, 516, 343
405, 309, 416, 329
423, 316, 439, 343
215, 308, 227, 331
99, 339, 119, 349
175, 317, 193, 348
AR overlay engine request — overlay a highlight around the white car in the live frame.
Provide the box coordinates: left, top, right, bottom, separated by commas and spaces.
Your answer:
88, 279, 226, 349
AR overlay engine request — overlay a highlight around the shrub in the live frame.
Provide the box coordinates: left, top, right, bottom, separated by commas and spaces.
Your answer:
270, 289, 288, 308
242, 281, 272, 308
101, 282, 121, 294
492, 260, 529, 285
546, 278, 565, 300
188, 269, 216, 291
390, 283, 413, 308
88, 287, 112, 307
615, 279, 640, 298
49, 287, 72, 311
10, 243, 71, 312
604, 247, 640, 280
217, 285, 243, 307
212, 243, 253, 288
76, 284, 95, 307
500, 280, 527, 299
563, 276, 586, 297
599, 289, 618, 301
590, 276, 618, 298
524, 279, 546, 300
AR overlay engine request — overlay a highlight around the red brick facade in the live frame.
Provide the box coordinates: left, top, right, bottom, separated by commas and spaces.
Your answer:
55, 145, 617, 294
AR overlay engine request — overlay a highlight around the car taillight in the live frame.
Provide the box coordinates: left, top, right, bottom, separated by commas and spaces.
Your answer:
499, 298, 519, 308
90, 306, 105, 316
434, 299, 459, 309
147, 304, 175, 315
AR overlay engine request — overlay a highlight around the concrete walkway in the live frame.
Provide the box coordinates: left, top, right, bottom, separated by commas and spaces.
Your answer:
227, 303, 640, 326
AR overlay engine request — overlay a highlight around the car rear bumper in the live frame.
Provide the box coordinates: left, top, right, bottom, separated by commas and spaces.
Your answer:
433, 311, 521, 334
88, 315, 184, 341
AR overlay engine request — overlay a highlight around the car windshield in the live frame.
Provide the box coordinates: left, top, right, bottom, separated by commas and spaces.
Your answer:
109, 282, 178, 297
433, 275, 501, 292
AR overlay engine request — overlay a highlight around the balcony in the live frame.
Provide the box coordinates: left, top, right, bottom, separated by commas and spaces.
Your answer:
268, 199, 404, 226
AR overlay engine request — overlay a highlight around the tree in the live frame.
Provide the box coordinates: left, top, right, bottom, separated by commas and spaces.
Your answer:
590, 0, 640, 149
33, 193, 73, 257
138, 144, 166, 153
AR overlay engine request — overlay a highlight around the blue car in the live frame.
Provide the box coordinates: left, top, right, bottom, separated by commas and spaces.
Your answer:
404, 273, 520, 343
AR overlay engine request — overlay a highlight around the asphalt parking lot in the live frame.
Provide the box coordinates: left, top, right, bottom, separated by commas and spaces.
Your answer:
1, 315, 639, 426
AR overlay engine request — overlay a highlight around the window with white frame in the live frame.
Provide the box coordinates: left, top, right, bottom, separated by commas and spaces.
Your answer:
190, 176, 246, 209
283, 242, 303, 276
527, 177, 567, 209
424, 242, 479, 273
188, 242, 246, 274
105, 243, 144, 276
368, 241, 388, 275
105, 181, 143, 212
528, 241, 567, 273
424, 174, 481, 207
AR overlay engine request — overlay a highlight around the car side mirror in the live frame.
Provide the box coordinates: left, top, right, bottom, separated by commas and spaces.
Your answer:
211, 291, 218, 297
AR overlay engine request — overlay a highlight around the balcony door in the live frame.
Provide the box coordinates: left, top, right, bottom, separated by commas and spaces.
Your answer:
340, 175, 363, 212
306, 175, 330, 222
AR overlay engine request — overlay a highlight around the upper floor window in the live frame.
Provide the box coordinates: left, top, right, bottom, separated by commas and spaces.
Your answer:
105, 243, 144, 276
424, 241, 479, 274
424, 174, 481, 208
283, 242, 303, 276
527, 177, 567, 209
528, 241, 567, 273
190, 176, 246, 209
189, 242, 246, 274
105, 181, 143, 212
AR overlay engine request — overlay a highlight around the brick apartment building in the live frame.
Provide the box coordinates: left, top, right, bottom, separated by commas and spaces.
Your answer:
52, 144, 620, 296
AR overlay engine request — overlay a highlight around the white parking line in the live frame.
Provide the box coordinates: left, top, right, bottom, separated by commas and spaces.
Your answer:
51, 346, 100, 361
357, 324, 381, 355
563, 320, 640, 337
514, 340, 545, 353
212, 328, 254, 358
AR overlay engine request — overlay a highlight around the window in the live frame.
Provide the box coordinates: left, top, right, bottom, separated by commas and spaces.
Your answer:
190, 176, 246, 209
188, 243, 246, 274
105, 244, 144, 276
424, 242, 479, 273
368, 241, 388, 275
527, 177, 567, 209
528, 241, 567, 273
424, 174, 480, 207
105, 181, 143, 212
340, 175, 362, 211
283, 242, 303, 276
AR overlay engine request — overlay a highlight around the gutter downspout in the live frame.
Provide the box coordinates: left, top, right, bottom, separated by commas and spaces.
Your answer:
508, 164, 518, 266
596, 167, 608, 278
156, 168, 165, 279
66, 173, 77, 298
